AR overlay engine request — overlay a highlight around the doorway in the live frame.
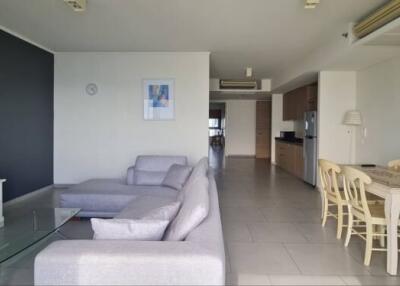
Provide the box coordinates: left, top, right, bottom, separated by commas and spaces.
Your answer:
209, 102, 226, 169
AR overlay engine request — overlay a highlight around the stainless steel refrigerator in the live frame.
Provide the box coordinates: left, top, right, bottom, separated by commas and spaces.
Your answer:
304, 111, 317, 186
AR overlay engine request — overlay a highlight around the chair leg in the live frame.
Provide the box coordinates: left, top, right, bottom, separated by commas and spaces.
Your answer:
336, 204, 343, 239
320, 195, 325, 219
379, 225, 385, 247
322, 198, 328, 227
364, 223, 373, 266
345, 213, 353, 247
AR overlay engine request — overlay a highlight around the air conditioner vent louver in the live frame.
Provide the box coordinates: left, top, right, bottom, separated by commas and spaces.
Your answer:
219, 80, 258, 90
353, 0, 400, 39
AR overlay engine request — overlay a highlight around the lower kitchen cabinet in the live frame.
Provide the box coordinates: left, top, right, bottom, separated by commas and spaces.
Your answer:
275, 140, 304, 179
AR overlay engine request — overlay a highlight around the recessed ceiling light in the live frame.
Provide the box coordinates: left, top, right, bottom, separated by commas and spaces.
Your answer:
305, 0, 320, 9
246, 67, 253, 78
64, 0, 86, 12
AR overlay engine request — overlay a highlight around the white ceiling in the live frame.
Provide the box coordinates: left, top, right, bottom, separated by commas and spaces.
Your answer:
0, 0, 387, 79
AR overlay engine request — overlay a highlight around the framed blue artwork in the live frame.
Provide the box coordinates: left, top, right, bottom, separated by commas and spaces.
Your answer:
143, 79, 175, 120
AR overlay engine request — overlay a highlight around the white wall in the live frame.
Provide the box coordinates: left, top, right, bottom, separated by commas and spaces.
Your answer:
318, 71, 357, 165
271, 94, 294, 163
355, 56, 400, 165
54, 52, 209, 184
225, 100, 256, 156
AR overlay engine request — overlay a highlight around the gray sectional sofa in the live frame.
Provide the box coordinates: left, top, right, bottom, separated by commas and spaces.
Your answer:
34, 156, 225, 285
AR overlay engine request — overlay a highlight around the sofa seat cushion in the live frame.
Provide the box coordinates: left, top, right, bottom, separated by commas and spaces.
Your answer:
116, 196, 177, 220
91, 218, 169, 241
60, 189, 138, 213
60, 179, 179, 213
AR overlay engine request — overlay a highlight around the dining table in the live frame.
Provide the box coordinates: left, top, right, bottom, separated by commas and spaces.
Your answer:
350, 165, 400, 275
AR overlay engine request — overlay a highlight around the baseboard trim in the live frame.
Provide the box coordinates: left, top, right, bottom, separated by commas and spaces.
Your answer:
53, 184, 75, 189
226, 155, 256, 158
4, 185, 54, 208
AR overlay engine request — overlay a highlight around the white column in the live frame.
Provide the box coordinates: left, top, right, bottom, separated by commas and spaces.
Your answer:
0, 179, 5, 227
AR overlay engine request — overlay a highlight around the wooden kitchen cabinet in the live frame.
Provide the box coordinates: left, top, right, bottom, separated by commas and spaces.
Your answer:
275, 140, 304, 180
283, 83, 318, 121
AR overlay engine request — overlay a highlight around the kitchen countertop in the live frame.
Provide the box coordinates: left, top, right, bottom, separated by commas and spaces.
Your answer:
275, 137, 303, 146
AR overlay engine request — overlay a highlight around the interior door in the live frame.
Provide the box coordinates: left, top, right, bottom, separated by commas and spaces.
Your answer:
256, 101, 272, 159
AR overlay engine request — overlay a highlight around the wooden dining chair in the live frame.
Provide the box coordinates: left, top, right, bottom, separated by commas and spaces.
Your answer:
319, 159, 348, 239
388, 159, 400, 171
342, 166, 398, 266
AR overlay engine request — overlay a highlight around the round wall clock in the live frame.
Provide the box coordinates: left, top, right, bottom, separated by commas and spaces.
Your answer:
85, 83, 98, 96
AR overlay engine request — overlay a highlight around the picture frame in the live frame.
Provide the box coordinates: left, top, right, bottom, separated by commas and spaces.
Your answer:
143, 79, 175, 120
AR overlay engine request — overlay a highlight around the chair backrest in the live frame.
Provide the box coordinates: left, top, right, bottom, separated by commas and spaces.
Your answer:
388, 159, 400, 171
342, 166, 372, 219
318, 159, 342, 200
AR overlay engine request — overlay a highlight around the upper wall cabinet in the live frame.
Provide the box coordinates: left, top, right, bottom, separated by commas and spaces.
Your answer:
283, 83, 318, 121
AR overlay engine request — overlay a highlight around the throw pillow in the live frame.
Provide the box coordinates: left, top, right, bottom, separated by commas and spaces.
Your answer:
163, 176, 209, 241
162, 164, 193, 190
141, 201, 181, 221
91, 218, 169, 241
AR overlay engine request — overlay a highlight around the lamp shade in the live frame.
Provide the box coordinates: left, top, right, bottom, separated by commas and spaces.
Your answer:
343, 110, 362, 126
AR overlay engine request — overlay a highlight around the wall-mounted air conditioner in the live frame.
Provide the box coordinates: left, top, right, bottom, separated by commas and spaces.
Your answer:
219, 80, 258, 90
353, 0, 400, 39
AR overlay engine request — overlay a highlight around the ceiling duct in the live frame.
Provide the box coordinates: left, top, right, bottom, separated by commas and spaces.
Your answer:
219, 80, 258, 90
353, 0, 400, 39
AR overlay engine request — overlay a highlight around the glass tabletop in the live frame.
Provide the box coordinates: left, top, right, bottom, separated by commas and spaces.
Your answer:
0, 208, 80, 263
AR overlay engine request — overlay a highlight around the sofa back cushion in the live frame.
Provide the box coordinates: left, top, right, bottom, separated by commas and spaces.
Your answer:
163, 175, 209, 241
141, 201, 181, 221
177, 157, 208, 202
116, 196, 176, 220
133, 156, 188, 186
162, 164, 193, 190
134, 171, 166, 186
91, 218, 169, 241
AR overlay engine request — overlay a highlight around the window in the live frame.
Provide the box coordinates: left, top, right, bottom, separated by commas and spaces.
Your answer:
209, 118, 219, 128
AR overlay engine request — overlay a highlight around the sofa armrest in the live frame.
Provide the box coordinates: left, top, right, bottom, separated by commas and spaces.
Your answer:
34, 240, 225, 286
126, 165, 135, 185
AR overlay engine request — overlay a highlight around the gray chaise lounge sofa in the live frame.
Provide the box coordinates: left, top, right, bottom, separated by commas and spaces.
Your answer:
34, 156, 225, 285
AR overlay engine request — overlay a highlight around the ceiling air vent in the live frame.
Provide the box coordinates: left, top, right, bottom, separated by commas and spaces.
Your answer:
64, 0, 86, 12
219, 80, 258, 90
353, 0, 400, 39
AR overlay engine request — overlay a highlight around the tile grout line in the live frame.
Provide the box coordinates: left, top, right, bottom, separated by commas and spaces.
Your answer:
281, 243, 304, 275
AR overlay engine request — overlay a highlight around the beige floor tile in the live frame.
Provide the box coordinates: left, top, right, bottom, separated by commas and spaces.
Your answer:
228, 242, 300, 275
294, 222, 344, 244
248, 223, 308, 243
260, 207, 309, 223
269, 275, 345, 285
345, 241, 398, 276
340, 275, 400, 285
223, 222, 253, 243
222, 207, 266, 223
226, 272, 271, 285
284, 243, 371, 275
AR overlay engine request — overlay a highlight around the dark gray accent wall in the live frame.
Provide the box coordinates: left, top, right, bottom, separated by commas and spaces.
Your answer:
0, 30, 54, 202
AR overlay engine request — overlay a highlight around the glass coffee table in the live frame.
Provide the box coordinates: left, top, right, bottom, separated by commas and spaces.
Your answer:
0, 208, 80, 263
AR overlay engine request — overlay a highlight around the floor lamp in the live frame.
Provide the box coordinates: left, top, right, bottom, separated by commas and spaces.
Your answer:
343, 110, 362, 164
